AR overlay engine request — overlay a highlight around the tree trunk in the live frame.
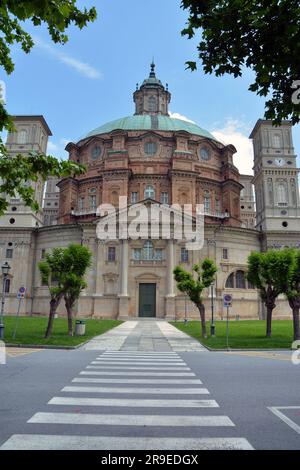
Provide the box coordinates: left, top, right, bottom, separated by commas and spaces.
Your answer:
65, 299, 74, 336
266, 305, 274, 338
197, 303, 207, 338
45, 298, 60, 339
292, 306, 300, 341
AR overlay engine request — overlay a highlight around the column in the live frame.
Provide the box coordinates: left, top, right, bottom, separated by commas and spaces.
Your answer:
118, 240, 129, 318
95, 240, 105, 296
119, 239, 129, 297
166, 239, 175, 297
165, 239, 176, 319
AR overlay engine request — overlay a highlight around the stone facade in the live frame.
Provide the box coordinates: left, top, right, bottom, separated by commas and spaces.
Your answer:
1, 66, 299, 321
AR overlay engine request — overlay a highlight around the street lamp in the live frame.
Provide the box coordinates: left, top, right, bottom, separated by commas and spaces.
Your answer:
0, 262, 11, 340
210, 283, 216, 337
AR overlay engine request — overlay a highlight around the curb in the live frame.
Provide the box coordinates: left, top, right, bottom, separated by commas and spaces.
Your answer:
4, 338, 91, 351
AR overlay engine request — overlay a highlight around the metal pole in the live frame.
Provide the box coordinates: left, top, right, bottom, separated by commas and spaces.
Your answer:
184, 295, 188, 324
13, 297, 22, 340
0, 275, 6, 340
210, 283, 215, 337
226, 305, 230, 350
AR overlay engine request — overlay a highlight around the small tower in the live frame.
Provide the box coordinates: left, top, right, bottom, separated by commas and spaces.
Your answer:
133, 62, 171, 116
240, 174, 256, 229
250, 119, 300, 235
0, 115, 52, 228
43, 176, 60, 226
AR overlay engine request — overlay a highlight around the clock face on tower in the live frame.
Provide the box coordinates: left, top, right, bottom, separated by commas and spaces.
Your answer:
275, 158, 285, 167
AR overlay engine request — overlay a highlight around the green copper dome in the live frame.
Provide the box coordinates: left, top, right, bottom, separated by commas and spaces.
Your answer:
80, 115, 217, 142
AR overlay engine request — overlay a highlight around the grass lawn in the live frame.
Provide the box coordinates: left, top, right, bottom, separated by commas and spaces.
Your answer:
2, 316, 122, 347
171, 320, 295, 349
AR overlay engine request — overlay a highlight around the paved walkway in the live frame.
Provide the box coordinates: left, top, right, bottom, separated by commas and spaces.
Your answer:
84, 320, 206, 352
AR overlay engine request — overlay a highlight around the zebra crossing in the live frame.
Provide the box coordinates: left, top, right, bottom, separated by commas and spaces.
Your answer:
0, 351, 254, 450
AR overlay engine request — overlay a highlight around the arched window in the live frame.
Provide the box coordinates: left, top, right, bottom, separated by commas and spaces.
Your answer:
18, 129, 27, 144
143, 240, 154, 260
144, 185, 155, 199
236, 270, 246, 289
148, 96, 157, 112
225, 271, 253, 289
204, 190, 211, 212
274, 134, 281, 148
4, 278, 10, 293
181, 192, 188, 205
225, 273, 234, 288
277, 183, 287, 206
111, 190, 119, 206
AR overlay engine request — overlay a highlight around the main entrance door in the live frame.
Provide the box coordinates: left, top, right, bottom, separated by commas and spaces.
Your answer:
139, 283, 156, 318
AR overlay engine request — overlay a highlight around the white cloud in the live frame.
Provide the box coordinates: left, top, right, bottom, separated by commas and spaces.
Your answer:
33, 37, 102, 80
47, 138, 70, 159
211, 119, 254, 175
169, 112, 196, 124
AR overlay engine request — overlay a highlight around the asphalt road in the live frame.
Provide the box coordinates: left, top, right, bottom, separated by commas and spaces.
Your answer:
0, 347, 299, 450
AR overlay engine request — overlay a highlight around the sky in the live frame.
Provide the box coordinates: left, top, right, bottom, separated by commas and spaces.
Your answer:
2, 0, 299, 175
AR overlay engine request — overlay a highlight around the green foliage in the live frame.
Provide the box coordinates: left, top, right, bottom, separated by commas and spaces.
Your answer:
181, 0, 300, 124
247, 249, 294, 303
285, 250, 300, 303
38, 244, 92, 300
174, 259, 217, 306
0, 0, 97, 77
0, 144, 86, 215
39, 244, 92, 337
0, 0, 95, 215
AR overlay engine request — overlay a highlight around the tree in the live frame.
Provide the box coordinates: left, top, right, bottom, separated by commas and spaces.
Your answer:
174, 259, 217, 338
0, 142, 85, 215
63, 245, 92, 336
181, 0, 300, 124
283, 250, 300, 341
247, 249, 294, 337
0, 1, 96, 213
39, 248, 67, 339
39, 244, 92, 338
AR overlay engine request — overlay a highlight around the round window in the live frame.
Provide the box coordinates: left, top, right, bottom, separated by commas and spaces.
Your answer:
200, 147, 211, 161
9, 218, 15, 225
144, 142, 157, 156
282, 221, 288, 228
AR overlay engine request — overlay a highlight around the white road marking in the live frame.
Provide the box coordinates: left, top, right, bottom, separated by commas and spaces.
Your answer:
72, 378, 203, 384
86, 366, 190, 371
0, 435, 253, 450
28, 412, 234, 427
268, 406, 300, 435
61, 386, 210, 395
79, 371, 195, 377
48, 397, 219, 408
91, 361, 185, 365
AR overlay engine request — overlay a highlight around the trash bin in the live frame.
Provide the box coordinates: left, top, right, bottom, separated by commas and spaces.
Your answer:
75, 320, 86, 336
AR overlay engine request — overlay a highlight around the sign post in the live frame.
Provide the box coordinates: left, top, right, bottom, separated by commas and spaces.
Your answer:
223, 294, 232, 350
13, 287, 26, 340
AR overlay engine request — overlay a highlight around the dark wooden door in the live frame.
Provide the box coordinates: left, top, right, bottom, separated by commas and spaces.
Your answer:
139, 284, 156, 317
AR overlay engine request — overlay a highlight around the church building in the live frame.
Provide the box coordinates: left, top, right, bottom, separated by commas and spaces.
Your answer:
1, 64, 300, 320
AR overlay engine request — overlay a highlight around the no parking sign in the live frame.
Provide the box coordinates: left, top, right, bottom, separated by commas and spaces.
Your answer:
17, 287, 26, 299
223, 294, 232, 308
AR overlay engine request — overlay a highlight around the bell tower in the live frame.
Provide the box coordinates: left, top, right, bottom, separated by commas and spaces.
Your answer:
250, 119, 300, 234
0, 115, 52, 228
133, 62, 171, 116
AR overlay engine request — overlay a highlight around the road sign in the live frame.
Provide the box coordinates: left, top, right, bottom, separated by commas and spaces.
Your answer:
19, 287, 26, 294
223, 294, 232, 308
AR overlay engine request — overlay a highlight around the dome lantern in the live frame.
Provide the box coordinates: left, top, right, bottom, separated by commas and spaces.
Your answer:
133, 62, 171, 116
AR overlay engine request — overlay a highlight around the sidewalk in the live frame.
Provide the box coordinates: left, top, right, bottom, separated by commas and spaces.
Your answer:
84, 321, 206, 352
